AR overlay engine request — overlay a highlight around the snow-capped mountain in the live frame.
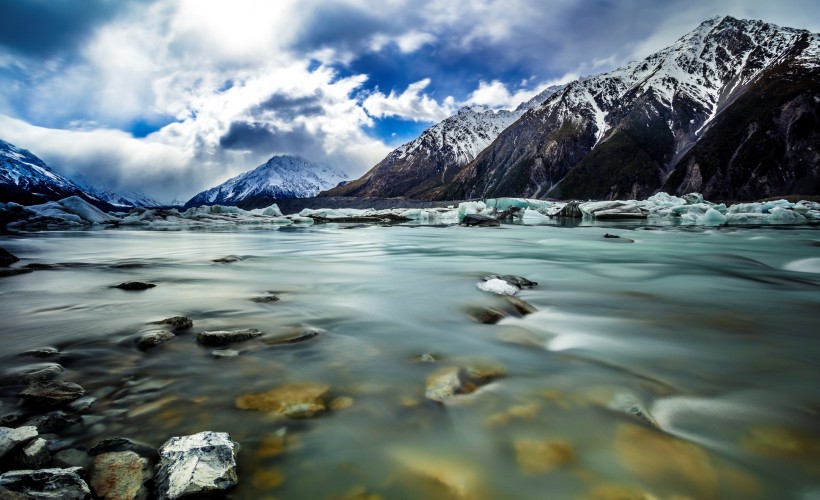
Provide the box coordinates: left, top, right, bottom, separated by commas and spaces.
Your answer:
443, 16, 819, 201
1, 139, 91, 205
325, 85, 563, 199
74, 176, 162, 208
185, 155, 349, 208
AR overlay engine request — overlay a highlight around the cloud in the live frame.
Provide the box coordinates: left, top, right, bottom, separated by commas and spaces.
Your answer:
363, 79, 456, 122
464, 74, 579, 109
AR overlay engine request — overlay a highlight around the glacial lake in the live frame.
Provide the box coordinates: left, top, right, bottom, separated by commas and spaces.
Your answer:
2, 221, 820, 499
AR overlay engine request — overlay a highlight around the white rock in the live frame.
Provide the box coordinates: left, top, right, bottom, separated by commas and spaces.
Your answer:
0, 425, 38, 458
154, 431, 238, 500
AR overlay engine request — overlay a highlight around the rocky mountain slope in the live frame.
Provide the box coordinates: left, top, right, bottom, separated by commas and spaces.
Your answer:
1, 139, 95, 206
185, 155, 348, 208
443, 16, 819, 201
324, 86, 563, 199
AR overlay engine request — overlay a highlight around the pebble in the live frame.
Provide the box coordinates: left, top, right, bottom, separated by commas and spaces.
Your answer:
0, 425, 38, 458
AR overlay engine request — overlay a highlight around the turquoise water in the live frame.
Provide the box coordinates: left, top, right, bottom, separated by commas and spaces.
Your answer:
1, 223, 819, 499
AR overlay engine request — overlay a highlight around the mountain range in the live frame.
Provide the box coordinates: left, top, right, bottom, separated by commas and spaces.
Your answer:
328, 16, 819, 201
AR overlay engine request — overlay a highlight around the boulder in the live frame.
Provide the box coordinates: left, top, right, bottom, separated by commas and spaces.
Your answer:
90, 451, 152, 500
0, 247, 19, 266
136, 330, 175, 350
197, 328, 263, 346
154, 431, 238, 500
20, 381, 85, 409
18, 437, 50, 469
155, 316, 193, 330
0, 426, 38, 458
115, 282, 156, 291
0, 467, 90, 499
460, 214, 500, 227
235, 382, 330, 419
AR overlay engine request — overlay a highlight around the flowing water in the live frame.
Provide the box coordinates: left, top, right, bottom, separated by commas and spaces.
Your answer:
1, 222, 820, 499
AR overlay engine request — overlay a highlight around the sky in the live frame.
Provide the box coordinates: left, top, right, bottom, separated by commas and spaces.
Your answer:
0, 0, 818, 202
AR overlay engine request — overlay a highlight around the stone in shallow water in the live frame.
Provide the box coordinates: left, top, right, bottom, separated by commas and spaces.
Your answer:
615, 424, 717, 498
197, 328, 263, 346
0, 467, 90, 499
18, 347, 60, 359
19, 381, 85, 409
505, 296, 537, 315
425, 359, 505, 403
0, 247, 20, 266
513, 439, 575, 474
115, 282, 156, 291
212, 255, 242, 263
465, 306, 507, 324
8, 363, 64, 383
261, 327, 323, 346
156, 316, 193, 330
90, 451, 152, 500
52, 448, 92, 469
136, 330, 175, 350
236, 382, 330, 419
482, 274, 538, 289
0, 426, 38, 458
741, 425, 820, 457
251, 294, 280, 303
391, 448, 485, 500
154, 431, 238, 500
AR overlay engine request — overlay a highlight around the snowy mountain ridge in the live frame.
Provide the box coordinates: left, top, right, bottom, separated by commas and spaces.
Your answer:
185, 155, 349, 207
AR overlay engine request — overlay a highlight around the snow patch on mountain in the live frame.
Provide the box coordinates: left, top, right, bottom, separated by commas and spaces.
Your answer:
1, 139, 82, 195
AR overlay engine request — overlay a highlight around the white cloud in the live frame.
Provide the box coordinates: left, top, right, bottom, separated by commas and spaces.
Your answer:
363, 79, 456, 122
464, 74, 578, 109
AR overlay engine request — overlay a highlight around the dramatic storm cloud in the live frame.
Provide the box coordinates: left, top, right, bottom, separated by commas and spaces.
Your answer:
0, 0, 817, 201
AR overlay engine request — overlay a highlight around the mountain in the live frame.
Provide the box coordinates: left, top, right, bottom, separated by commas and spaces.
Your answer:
74, 177, 162, 208
1, 139, 92, 205
442, 16, 819, 201
185, 155, 349, 208
324, 85, 563, 199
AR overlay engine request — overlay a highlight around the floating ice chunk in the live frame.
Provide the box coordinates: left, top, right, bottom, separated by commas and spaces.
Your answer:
249, 204, 282, 217
476, 278, 518, 296
521, 208, 550, 221
700, 207, 727, 224
766, 207, 805, 222
456, 201, 486, 221
29, 197, 116, 225
645, 192, 686, 206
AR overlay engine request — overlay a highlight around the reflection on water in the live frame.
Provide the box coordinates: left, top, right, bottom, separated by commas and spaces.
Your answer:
1, 223, 820, 499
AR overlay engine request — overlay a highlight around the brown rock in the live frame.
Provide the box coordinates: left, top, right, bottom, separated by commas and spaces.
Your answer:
330, 396, 354, 411
513, 439, 574, 474
391, 448, 485, 500
20, 381, 85, 408
89, 451, 151, 500
236, 382, 330, 419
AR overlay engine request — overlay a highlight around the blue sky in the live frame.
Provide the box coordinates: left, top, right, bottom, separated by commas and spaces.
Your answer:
0, 0, 818, 201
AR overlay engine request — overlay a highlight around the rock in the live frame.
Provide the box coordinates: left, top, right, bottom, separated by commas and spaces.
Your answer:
52, 448, 92, 469
513, 439, 575, 474
67, 396, 97, 413
18, 347, 60, 359
90, 451, 152, 500
251, 294, 280, 303
89, 437, 158, 460
465, 306, 506, 324
484, 402, 540, 428
425, 360, 505, 403
482, 275, 538, 289
261, 327, 322, 346
0, 268, 33, 278
583, 484, 662, 500
212, 255, 242, 263
235, 382, 330, 419
0, 247, 20, 266
23, 411, 79, 433
425, 368, 462, 402
20, 381, 85, 408
197, 328, 263, 346
154, 431, 238, 500
211, 349, 240, 359
136, 330, 175, 350
603, 233, 635, 243
24, 263, 57, 270
391, 448, 484, 499
741, 425, 820, 457
615, 424, 718, 498
476, 278, 519, 296
156, 316, 193, 330
330, 396, 354, 411
556, 201, 582, 218
505, 296, 537, 315
8, 363, 64, 383
115, 282, 156, 291
0, 467, 90, 499
461, 214, 500, 227
0, 426, 38, 458
18, 437, 50, 469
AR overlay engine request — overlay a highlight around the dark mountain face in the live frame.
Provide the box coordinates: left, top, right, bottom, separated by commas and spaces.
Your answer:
343, 17, 819, 202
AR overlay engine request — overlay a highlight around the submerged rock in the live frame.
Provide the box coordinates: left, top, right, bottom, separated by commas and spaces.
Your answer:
0, 267, 33, 278
90, 451, 152, 500
197, 328, 263, 346
154, 431, 238, 500
18, 347, 60, 359
115, 282, 156, 291
465, 306, 507, 324
0, 467, 90, 499
8, 363, 64, 383
212, 255, 242, 263
261, 327, 322, 346
425, 360, 505, 403
391, 448, 485, 500
0, 426, 38, 458
136, 330, 175, 350
235, 382, 331, 419
513, 439, 575, 474
251, 294, 280, 303
505, 296, 537, 315
156, 316, 193, 330
0, 247, 20, 266
603, 233, 635, 243
20, 381, 85, 408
